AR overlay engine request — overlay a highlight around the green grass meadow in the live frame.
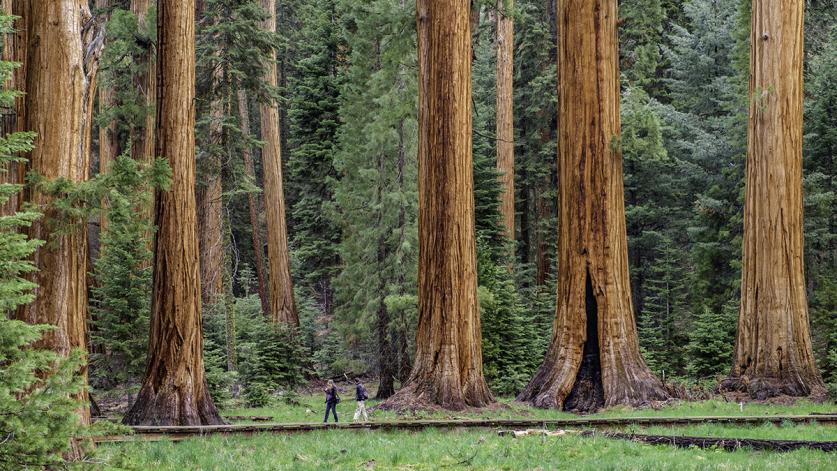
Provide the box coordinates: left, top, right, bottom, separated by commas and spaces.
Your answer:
94, 396, 837, 470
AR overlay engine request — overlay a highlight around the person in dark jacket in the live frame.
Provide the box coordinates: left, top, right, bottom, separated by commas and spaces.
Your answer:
353, 380, 369, 423
323, 379, 339, 423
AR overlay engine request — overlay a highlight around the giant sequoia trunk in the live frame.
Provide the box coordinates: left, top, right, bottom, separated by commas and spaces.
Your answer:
259, 0, 297, 326
124, 0, 223, 426
721, 0, 824, 400
495, 0, 514, 239
383, 0, 493, 411
517, 0, 668, 412
15, 1, 102, 432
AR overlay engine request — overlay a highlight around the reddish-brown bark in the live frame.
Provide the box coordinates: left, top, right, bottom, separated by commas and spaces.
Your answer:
383, 0, 493, 411
517, 0, 668, 412
721, 0, 824, 400
15, 1, 102, 431
259, 0, 298, 325
495, 0, 514, 239
236, 89, 270, 316
124, 0, 223, 426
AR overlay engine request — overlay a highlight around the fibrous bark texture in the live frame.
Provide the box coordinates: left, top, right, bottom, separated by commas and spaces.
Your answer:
15, 0, 102, 430
495, 0, 514, 239
721, 0, 824, 400
517, 0, 668, 412
124, 0, 223, 426
259, 0, 298, 326
383, 0, 493, 411
237, 89, 270, 316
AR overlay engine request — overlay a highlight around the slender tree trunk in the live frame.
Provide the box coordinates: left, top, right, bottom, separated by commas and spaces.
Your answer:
124, 0, 223, 426
721, 0, 824, 400
97, 0, 118, 237
496, 0, 514, 239
222, 213, 238, 373
198, 52, 225, 309
237, 89, 270, 315
259, 0, 297, 326
517, 0, 668, 412
130, 0, 157, 262
384, 0, 493, 411
16, 0, 102, 433
0, 0, 25, 216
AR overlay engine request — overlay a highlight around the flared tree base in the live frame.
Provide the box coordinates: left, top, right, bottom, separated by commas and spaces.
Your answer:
719, 374, 826, 401
379, 375, 494, 412
123, 379, 225, 426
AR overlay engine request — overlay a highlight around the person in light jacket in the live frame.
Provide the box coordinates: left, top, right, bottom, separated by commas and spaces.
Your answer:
353, 380, 369, 423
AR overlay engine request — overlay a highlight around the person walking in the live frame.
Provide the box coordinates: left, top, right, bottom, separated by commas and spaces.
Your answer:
323, 380, 340, 423
353, 380, 369, 423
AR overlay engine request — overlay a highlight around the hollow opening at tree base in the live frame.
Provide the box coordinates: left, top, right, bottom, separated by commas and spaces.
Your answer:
563, 273, 605, 413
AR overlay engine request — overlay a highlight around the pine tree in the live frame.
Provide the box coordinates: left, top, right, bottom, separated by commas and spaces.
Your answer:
333, 0, 418, 399
513, 0, 557, 286
686, 305, 736, 381
286, 0, 344, 317
89, 155, 160, 391
658, 0, 746, 320
803, 25, 836, 390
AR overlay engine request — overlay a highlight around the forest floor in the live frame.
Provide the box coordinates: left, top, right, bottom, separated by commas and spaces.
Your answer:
93, 395, 837, 470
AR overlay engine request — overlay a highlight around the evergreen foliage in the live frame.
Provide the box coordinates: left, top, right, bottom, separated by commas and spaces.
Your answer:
89, 155, 159, 390
286, 0, 344, 314
332, 0, 418, 385
685, 304, 737, 381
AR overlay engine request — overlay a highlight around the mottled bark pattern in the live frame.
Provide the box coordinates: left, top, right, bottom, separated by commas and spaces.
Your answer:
259, 0, 298, 325
723, 0, 824, 399
124, 0, 223, 426
518, 0, 667, 411
495, 0, 514, 239
385, 0, 493, 411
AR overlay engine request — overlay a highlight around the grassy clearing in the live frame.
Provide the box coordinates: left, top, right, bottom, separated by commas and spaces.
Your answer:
221, 394, 836, 423
95, 397, 837, 469
99, 428, 836, 470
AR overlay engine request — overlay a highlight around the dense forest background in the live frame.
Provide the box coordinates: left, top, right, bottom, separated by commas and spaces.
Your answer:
86, 0, 835, 404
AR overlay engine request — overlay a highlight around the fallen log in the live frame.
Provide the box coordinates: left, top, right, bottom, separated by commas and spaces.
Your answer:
582, 431, 837, 453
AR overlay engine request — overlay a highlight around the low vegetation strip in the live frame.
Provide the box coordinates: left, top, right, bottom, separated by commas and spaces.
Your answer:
94, 414, 837, 443
586, 431, 837, 452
